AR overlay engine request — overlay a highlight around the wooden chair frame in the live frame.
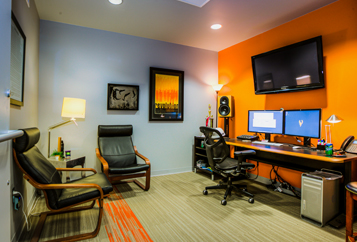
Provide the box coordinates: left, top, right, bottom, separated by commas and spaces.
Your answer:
13, 149, 109, 242
96, 146, 151, 191
346, 189, 357, 242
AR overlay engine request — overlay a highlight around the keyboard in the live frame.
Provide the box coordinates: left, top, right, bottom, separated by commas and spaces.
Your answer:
237, 134, 259, 141
252, 141, 283, 146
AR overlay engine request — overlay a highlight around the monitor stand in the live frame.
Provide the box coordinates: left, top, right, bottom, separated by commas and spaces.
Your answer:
304, 137, 311, 147
265, 133, 271, 142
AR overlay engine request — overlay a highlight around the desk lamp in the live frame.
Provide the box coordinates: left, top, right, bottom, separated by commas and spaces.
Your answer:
48, 97, 86, 158
212, 84, 223, 128
325, 114, 343, 144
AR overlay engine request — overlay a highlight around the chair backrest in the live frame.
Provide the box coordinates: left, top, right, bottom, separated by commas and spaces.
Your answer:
98, 125, 137, 168
13, 127, 63, 210
199, 126, 230, 171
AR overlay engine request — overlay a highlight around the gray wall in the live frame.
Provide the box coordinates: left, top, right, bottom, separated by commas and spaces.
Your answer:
10, 0, 40, 241
0, 0, 13, 241
38, 21, 218, 178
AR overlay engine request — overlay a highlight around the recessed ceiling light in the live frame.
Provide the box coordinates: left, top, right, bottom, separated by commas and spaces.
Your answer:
211, 24, 222, 30
109, 0, 122, 5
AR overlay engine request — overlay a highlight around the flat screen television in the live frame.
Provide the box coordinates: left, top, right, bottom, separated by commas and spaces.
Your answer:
251, 36, 324, 94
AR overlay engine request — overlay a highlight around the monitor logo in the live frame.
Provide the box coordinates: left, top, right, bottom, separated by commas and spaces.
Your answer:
299, 120, 303, 127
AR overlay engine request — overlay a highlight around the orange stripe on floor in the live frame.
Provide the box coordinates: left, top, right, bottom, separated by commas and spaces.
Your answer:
99, 186, 153, 242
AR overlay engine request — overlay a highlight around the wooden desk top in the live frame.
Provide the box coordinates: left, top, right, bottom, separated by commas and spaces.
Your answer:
225, 138, 357, 164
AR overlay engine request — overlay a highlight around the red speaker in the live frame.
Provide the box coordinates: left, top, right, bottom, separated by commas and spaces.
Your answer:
218, 95, 233, 118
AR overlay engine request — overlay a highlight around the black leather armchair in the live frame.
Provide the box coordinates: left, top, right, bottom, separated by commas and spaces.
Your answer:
200, 126, 256, 205
96, 125, 151, 191
12, 127, 113, 242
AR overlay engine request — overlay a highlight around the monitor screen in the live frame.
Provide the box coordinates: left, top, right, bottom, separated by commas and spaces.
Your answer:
284, 109, 321, 138
248, 110, 284, 134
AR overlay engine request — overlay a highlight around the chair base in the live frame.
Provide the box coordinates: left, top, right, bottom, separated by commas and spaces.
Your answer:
203, 177, 254, 205
111, 178, 149, 191
108, 171, 150, 191
31, 199, 103, 242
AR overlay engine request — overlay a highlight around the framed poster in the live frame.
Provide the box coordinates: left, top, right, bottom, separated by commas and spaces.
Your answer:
107, 84, 139, 110
10, 13, 26, 106
149, 67, 184, 121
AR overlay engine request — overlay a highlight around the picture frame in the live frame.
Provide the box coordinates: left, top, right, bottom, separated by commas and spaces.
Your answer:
10, 12, 26, 106
107, 84, 139, 110
149, 67, 184, 121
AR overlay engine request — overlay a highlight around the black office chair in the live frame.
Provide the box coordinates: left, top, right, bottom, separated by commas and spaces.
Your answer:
199, 126, 256, 205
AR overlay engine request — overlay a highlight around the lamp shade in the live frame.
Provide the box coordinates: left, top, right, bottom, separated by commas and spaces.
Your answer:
212, 84, 223, 92
61, 97, 86, 119
109, 0, 122, 4
326, 114, 343, 124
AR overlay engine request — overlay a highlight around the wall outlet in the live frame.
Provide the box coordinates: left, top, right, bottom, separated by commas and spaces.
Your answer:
12, 190, 22, 210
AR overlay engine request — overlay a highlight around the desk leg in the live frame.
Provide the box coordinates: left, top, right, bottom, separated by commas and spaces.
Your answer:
66, 171, 70, 183
342, 161, 352, 213
81, 164, 85, 178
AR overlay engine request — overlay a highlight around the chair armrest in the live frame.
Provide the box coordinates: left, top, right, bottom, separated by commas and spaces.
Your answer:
23, 174, 104, 198
56, 168, 97, 174
134, 146, 151, 166
96, 148, 109, 175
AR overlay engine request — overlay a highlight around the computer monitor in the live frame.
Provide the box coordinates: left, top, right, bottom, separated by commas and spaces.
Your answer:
248, 110, 284, 140
284, 109, 321, 141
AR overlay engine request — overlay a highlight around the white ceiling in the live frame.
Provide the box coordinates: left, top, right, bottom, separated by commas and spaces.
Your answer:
34, 0, 337, 52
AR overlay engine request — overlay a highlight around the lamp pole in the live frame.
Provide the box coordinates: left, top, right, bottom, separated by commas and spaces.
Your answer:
212, 84, 223, 128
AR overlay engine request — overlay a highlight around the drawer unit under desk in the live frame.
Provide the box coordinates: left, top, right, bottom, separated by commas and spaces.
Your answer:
300, 175, 339, 227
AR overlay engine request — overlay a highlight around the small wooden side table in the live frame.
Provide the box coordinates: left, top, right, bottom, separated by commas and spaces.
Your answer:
49, 156, 86, 183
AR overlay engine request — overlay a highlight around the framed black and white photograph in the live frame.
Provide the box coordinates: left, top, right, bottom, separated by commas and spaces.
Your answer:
10, 12, 26, 106
107, 84, 139, 110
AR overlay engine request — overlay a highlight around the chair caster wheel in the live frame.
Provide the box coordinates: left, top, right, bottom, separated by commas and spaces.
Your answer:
221, 199, 227, 205
248, 198, 254, 203
203, 190, 208, 195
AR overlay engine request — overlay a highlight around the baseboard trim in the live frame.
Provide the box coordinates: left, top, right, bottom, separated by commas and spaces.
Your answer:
152, 167, 192, 177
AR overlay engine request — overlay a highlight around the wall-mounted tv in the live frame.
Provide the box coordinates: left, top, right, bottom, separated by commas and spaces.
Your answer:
251, 36, 324, 95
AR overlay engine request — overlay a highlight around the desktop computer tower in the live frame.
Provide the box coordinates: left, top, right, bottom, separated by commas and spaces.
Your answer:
300, 172, 340, 227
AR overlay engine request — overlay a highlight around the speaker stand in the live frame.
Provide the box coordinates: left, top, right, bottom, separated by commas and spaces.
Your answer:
224, 118, 229, 137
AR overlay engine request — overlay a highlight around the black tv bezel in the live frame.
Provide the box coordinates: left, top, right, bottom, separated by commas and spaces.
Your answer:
283, 108, 322, 139
251, 36, 325, 95
247, 110, 285, 135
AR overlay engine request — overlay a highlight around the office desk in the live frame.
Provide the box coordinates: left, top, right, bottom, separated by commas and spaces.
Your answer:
225, 138, 357, 211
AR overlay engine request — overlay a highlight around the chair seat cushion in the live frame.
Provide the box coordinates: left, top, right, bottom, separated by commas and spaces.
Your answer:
109, 164, 150, 174
57, 173, 113, 209
216, 157, 255, 170
346, 182, 357, 194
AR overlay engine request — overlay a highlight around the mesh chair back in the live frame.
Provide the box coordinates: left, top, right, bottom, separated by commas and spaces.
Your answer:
199, 126, 230, 170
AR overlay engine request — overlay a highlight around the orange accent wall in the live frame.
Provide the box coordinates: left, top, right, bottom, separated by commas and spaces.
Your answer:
219, 0, 357, 188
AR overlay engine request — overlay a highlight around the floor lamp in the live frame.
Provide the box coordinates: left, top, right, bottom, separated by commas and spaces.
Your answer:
325, 114, 343, 144
212, 84, 223, 128
48, 97, 86, 158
